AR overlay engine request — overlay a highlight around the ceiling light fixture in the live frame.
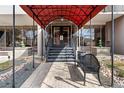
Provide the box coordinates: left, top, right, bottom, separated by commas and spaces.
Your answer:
61, 17, 64, 21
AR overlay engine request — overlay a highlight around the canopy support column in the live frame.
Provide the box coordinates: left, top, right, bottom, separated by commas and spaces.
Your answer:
12, 5, 15, 88
81, 28, 84, 52
71, 24, 72, 47
32, 14, 35, 68
37, 25, 42, 56
68, 27, 70, 46
90, 14, 92, 53
76, 26, 79, 61
4, 28, 7, 48
100, 26, 102, 43
45, 28, 47, 61
51, 24, 52, 44
79, 28, 81, 50
41, 29, 44, 61
111, 5, 114, 87
76, 26, 79, 49
40, 28, 42, 59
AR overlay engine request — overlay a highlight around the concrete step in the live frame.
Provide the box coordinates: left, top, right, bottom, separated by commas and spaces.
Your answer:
48, 55, 75, 57
48, 51, 74, 53
48, 55, 75, 58
48, 54, 75, 58
49, 49, 73, 51
48, 53, 74, 56
46, 59, 76, 62
49, 47, 73, 50
47, 46, 75, 62
48, 52, 74, 55
48, 57, 75, 59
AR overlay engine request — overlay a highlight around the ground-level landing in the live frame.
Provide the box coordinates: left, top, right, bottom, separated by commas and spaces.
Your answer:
21, 62, 104, 88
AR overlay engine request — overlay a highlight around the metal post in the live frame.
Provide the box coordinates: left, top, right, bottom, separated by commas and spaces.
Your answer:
81, 28, 84, 52
111, 5, 114, 87
41, 28, 42, 59
22, 27, 24, 43
79, 28, 81, 50
32, 14, 35, 68
51, 24, 52, 42
51, 24, 53, 46
68, 27, 69, 46
77, 26, 79, 50
4, 28, 7, 48
71, 25, 72, 46
76, 26, 79, 61
12, 5, 15, 88
45, 28, 47, 61
90, 14, 92, 53
42, 29, 44, 60
53, 27, 55, 45
100, 26, 102, 42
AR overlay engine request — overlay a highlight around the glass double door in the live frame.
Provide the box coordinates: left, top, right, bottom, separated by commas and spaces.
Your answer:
52, 26, 71, 47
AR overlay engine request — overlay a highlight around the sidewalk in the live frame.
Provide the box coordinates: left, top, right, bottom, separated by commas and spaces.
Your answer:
21, 61, 105, 88
41, 62, 104, 88
21, 62, 52, 88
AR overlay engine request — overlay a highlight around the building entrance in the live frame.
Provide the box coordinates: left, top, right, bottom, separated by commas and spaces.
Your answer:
52, 26, 71, 47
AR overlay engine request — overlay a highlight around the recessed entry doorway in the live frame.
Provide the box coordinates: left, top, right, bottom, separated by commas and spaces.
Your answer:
52, 26, 71, 47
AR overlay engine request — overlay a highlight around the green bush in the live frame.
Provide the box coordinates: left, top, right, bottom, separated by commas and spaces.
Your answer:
117, 69, 124, 77
20, 41, 25, 47
99, 39, 102, 47
104, 61, 124, 77
0, 61, 12, 71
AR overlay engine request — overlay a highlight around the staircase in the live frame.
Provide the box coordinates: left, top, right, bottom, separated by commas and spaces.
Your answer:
46, 46, 76, 62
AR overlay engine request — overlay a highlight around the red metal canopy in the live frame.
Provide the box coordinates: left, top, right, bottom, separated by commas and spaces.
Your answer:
20, 5, 106, 29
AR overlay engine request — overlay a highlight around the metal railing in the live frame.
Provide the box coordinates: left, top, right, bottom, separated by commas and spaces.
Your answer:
45, 37, 52, 61
71, 37, 77, 62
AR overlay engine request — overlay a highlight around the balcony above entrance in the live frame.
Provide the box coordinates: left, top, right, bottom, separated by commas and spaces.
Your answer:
20, 5, 106, 29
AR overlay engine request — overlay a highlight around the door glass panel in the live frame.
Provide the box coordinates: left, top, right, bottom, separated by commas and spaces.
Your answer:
62, 27, 69, 46
54, 27, 60, 46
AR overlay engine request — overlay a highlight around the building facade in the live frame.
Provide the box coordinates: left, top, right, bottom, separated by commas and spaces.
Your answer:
0, 5, 124, 54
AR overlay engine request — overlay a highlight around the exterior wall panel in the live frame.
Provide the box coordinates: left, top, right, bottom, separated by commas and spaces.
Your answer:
105, 15, 124, 54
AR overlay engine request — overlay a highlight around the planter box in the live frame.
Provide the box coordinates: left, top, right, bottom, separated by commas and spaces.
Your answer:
0, 47, 32, 60
92, 47, 110, 56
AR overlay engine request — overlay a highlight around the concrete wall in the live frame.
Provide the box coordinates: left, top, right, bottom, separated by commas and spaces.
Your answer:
37, 25, 46, 57
0, 47, 32, 60
105, 15, 124, 55
105, 21, 111, 47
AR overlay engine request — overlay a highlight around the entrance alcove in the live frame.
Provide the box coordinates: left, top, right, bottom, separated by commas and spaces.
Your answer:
45, 19, 78, 47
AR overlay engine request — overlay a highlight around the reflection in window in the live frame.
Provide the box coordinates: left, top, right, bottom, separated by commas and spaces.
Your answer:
0, 26, 37, 47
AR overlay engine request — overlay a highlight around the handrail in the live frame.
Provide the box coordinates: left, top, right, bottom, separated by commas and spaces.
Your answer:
45, 37, 51, 61
71, 37, 77, 61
